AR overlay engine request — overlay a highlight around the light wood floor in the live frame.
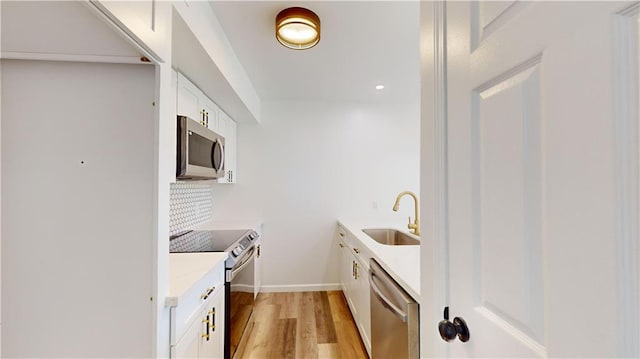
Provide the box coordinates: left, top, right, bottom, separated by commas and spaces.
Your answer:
234, 291, 369, 359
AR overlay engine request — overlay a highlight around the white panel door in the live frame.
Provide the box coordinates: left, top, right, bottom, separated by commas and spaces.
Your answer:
177, 72, 202, 122
443, 1, 638, 357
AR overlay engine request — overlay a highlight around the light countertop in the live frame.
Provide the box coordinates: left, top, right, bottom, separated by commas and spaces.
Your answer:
338, 219, 421, 301
166, 252, 228, 306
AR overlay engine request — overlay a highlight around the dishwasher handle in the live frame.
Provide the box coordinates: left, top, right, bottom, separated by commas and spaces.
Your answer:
369, 271, 408, 322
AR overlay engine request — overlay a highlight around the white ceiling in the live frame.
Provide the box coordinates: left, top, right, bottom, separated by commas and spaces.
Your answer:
209, 1, 420, 104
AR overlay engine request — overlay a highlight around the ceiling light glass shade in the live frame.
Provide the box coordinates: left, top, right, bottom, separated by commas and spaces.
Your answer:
276, 7, 320, 50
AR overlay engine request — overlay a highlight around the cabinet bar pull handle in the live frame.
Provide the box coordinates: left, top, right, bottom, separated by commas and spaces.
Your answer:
201, 287, 215, 300
203, 304, 210, 341
354, 262, 359, 280
205, 310, 211, 341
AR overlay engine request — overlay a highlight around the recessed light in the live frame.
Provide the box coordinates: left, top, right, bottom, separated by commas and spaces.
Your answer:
375, 85, 385, 90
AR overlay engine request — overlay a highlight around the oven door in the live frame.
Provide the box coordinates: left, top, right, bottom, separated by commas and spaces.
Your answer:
226, 246, 255, 359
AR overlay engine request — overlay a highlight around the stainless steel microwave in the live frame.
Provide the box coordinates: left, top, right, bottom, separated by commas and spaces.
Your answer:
176, 115, 225, 180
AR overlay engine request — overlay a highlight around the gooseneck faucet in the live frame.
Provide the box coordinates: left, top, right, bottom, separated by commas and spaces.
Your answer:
393, 191, 420, 236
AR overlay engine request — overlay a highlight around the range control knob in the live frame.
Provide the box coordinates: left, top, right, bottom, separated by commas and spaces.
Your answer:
232, 247, 242, 257
248, 232, 257, 240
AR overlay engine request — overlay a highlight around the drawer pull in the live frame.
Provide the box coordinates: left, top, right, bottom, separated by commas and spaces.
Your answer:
339, 232, 345, 237
200, 287, 215, 300
353, 248, 360, 254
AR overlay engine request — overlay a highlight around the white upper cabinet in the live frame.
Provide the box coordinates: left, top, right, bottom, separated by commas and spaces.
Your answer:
177, 72, 203, 123
176, 71, 238, 184
217, 110, 237, 184
177, 72, 221, 131
172, 1, 260, 123
201, 96, 220, 134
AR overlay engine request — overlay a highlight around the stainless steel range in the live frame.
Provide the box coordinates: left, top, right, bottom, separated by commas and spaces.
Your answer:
169, 229, 260, 359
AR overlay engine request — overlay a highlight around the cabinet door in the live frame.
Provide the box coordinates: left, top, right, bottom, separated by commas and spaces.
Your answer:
254, 242, 262, 298
227, 119, 236, 183
354, 256, 371, 355
177, 73, 203, 123
217, 111, 237, 184
172, 312, 201, 359
343, 252, 358, 316
337, 231, 350, 293
200, 288, 224, 359
201, 96, 219, 133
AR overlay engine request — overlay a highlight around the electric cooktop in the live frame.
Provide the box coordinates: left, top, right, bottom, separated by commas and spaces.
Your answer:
169, 229, 250, 253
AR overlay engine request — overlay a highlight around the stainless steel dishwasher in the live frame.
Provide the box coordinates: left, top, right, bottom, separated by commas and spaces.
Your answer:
369, 258, 419, 359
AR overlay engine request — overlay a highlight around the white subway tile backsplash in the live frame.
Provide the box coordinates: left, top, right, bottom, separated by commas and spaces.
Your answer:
169, 182, 213, 236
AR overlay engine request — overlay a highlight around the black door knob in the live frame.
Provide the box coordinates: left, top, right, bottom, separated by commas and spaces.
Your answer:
438, 307, 470, 343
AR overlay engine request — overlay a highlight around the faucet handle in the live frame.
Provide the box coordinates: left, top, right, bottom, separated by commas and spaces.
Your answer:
408, 216, 418, 230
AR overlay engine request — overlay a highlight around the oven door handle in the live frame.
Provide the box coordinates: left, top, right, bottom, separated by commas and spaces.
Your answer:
227, 246, 256, 282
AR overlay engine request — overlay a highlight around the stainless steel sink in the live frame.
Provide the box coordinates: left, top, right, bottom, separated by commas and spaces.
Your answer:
362, 228, 420, 246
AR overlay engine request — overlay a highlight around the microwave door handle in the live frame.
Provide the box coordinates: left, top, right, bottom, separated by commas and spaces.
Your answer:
211, 139, 224, 172
218, 140, 225, 171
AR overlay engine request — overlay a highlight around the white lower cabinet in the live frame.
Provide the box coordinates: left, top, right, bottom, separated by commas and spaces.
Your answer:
170, 260, 225, 359
173, 287, 224, 359
353, 254, 371, 352
254, 240, 263, 298
199, 288, 225, 358
336, 225, 371, 356
172, 288, 225, 358
337, 227, 352, 298
173, 314, 200, 358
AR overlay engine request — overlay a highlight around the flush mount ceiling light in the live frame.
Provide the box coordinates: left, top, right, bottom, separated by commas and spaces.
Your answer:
275, 7, 320, 50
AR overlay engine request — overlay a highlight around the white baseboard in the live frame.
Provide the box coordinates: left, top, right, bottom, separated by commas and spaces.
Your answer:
259, 283, 342, 293
230, 284, 253, 292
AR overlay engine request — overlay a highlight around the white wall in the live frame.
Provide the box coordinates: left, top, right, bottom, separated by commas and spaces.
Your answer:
213, 100, 420, 290
155, 54, 176, 359
2, 60, 156, 357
